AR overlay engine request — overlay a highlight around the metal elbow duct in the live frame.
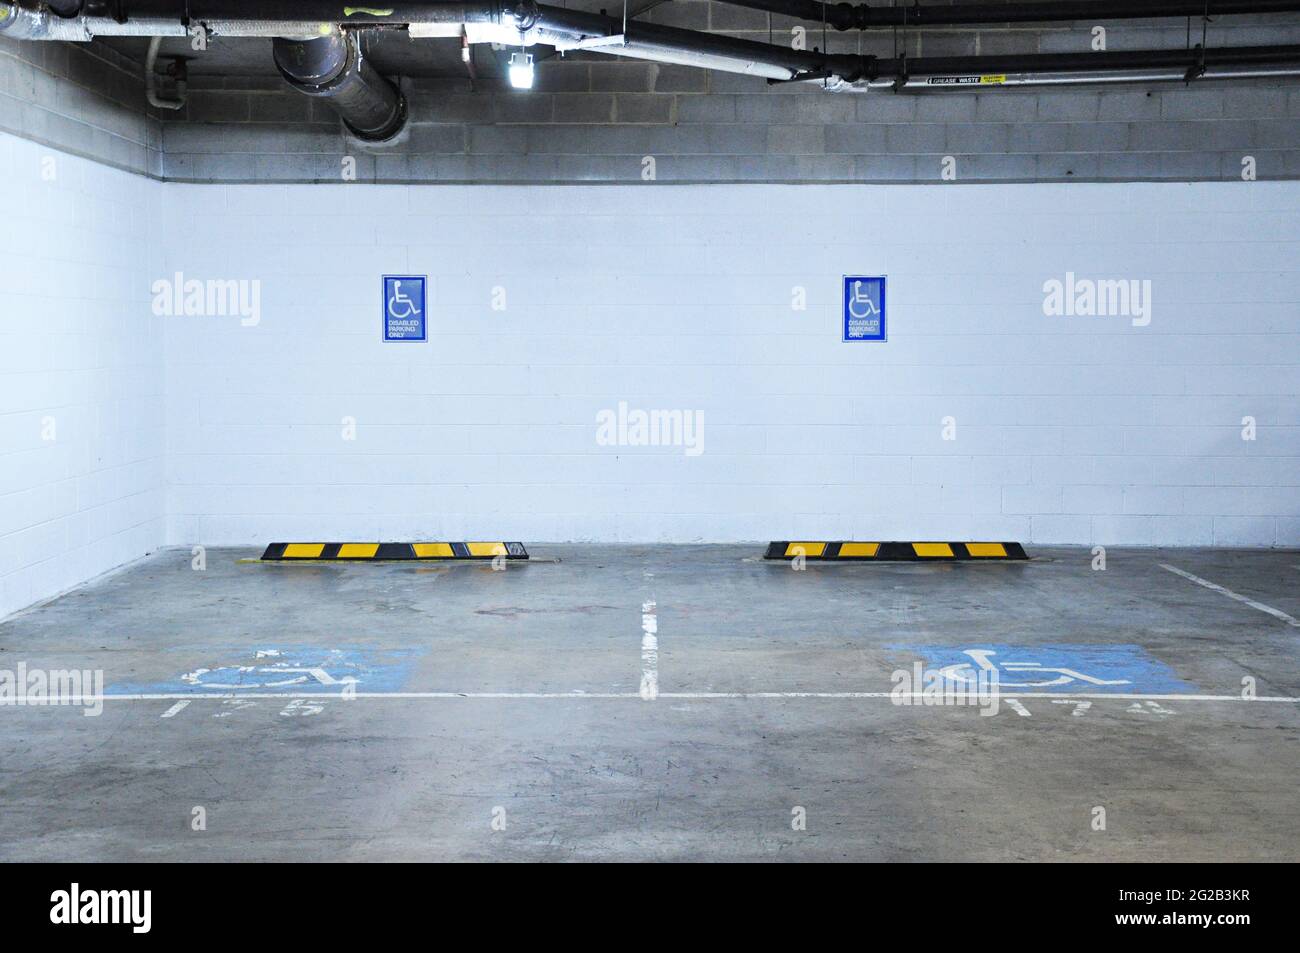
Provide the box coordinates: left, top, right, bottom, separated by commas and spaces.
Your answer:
0, 2, 48, 39
272, 32, 407, 142
0, 0, 84, 39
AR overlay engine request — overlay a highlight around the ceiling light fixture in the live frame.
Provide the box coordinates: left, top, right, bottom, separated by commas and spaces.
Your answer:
507, 50, 535, 89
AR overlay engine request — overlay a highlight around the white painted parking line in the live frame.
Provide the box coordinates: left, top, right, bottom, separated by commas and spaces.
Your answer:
25, 690, 1300, 704
640, 599, 658, 701
160, 700, 190, 718
1160, 563, 1300, 627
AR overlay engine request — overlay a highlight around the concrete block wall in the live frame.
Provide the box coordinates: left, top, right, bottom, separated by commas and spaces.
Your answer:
0, 131, 165, 619
0, 34, 161, 176
160, 180, 1300, 547
158, 7, 1300, 184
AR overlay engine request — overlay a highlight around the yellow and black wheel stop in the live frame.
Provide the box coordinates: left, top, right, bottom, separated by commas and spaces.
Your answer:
261, 542, 529, 561
764, 542, 1027, 561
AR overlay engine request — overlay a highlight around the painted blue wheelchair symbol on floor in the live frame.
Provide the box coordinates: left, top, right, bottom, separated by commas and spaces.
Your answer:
890, 644, 1193, 693
182, 649, 360, 690
107, 647, 420, 695
383, 274, 427, 342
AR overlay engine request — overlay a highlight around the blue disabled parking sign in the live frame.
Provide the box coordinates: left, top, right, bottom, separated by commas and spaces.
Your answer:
383, 275, 427, 342
843, 275, 886, 342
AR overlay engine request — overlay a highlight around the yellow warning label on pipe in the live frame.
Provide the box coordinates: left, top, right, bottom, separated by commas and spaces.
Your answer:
926, 74, 1007, 86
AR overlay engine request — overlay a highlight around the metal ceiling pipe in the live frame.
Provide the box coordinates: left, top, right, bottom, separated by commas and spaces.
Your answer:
0, 2, 188, 39
861, 44, 1300, 79
568, 39, 800, 79
858, 63, 1300, 89
0, 1, 510, 38
530, 4, 834, 76
710, 0, 1300, 31
195, 0, 840, 80
272, 31, 407, 141
145, 34, 186, 109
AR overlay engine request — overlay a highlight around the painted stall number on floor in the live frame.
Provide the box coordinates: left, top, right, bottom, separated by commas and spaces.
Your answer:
280, 699, 325, 717
1052, 699, 1093, 717
214, 699, 257, 718
1128, 700, 1175, 716
166, 698, 327, 720
889, 644, 1195, 695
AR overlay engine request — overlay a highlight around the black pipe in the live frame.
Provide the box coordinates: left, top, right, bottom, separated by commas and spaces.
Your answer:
712, 0, 1300, 31
272, 32, 407, 141
843, 43, 1300, 83
535, 2, 1300, 84
880, 44, 1300, 76
45, 0, 86, 16
527, 10, 1300, 83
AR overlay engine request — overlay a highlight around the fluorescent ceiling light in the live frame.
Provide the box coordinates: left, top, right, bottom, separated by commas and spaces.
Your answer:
508, 51, 534, 89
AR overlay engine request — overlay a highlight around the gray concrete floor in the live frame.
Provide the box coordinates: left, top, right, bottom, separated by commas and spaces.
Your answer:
0, 545, 1297, 862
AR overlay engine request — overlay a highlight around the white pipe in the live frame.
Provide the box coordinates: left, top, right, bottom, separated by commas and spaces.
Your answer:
145, 36, 186, 111
594, 41, 798, 79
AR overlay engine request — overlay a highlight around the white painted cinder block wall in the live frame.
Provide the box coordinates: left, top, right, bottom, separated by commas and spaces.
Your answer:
160, 180, 1300, 547
0, 133, 165, 618
3, 128, 1297, 620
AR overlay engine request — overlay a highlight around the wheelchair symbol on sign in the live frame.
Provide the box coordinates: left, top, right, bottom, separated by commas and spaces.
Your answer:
936, 649, 1131, 689
847, 280, 880, 319
387, 280, 422, 320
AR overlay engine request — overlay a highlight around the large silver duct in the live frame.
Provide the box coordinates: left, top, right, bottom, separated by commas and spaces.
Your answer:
273, 31, 407, 141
